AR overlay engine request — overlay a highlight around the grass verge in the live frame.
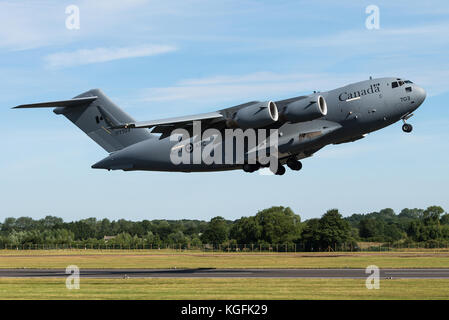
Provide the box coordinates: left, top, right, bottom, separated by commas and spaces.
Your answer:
1, 250, 449, 269
0, 278, 448, 300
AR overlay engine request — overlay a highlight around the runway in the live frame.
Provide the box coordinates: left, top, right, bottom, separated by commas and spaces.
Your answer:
2, 268, 449, 279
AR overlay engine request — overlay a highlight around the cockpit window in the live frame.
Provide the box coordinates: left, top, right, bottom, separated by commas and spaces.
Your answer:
392, 80, 409, 88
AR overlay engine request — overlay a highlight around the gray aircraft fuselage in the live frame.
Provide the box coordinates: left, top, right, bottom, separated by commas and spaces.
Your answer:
90, 77, 426, 173
15, 76, 426, 174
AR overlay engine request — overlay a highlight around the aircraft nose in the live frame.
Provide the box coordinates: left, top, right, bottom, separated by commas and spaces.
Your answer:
414, 85, 426, 106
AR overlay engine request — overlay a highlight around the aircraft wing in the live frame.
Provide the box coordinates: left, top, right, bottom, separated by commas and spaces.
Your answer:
110, 111, 225, 139
112, 111, 224, 129
110, 96, 309, 137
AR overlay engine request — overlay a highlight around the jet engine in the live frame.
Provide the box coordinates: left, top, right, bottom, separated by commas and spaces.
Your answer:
232, 101, 279, 129
283, 94, 327, 123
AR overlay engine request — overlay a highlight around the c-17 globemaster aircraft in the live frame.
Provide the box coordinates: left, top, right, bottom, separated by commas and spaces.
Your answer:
14, 77, 426, 175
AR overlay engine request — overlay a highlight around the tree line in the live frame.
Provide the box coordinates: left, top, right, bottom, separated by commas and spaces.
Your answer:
0, 205, 447, 250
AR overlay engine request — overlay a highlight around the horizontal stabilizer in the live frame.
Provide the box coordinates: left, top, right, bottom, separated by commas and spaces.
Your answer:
13, 96, 97, 109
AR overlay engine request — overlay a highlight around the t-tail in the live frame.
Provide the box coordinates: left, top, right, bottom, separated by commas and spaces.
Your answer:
13, 89, 153, 152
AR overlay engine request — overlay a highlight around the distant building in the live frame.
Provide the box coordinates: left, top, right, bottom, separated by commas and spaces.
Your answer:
103, 236, 116, 242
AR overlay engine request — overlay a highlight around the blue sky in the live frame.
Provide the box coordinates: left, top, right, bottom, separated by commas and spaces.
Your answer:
1, 0, 448, 222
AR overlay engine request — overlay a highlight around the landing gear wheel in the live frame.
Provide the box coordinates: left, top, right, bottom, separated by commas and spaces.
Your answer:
402, 123, 413, 133
243, 163, 260, 173
287, 159, 302, 171
275, 165, 286, 176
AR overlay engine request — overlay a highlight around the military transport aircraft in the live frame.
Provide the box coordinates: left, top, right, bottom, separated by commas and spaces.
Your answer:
14, 77, 426, 175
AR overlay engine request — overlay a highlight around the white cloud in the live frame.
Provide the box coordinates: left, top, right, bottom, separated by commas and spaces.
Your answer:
178, 72, 312, 86
0, 0, 152, 51
138, 64, 449, 108
44, 44, 177, 68
236, 22, 449, 57
140, 72, 367, 104
0, 2, 59, 50
81, 0, 149, 12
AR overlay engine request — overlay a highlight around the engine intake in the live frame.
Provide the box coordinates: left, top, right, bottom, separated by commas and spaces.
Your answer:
283, 94, 327, 123
232, 101, 279, 129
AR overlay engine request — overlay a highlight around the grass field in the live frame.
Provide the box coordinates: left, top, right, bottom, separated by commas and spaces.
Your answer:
1, 249, 449, 269
2, 250, 449, 299
1, 278, 448, 299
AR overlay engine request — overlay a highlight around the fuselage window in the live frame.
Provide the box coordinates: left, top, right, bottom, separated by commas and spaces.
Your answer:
406, 87, 412, 92
392, 82, 398, 88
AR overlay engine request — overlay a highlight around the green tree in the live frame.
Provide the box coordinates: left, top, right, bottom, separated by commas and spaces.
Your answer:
359, 218, 378, 238
255, 206, 301, 244
302, 209, 353, 250
301, 218, 321, 251
230, 216, 261, 244
318, 209, 353, 249
201, 216, 229, 245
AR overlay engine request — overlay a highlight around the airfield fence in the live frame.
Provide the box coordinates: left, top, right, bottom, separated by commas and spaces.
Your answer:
2, 242, 449, 252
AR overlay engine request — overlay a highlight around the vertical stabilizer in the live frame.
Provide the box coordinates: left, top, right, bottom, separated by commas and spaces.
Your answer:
52, 89, 153, 152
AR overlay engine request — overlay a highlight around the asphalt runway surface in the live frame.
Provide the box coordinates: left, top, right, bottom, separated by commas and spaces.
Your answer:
2, 268, 449, 279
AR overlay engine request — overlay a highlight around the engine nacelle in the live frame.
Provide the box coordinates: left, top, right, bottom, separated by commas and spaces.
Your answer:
283, 94, 327, 123
232, 101, 279, 129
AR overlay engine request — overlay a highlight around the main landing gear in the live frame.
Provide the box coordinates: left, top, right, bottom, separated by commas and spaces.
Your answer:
243, 163, 260, 173
274, 165, 286, 176
401, 113, 414, 133
243, 158, 303, 175
287, 158, 303, 171
274, 158, 303, 175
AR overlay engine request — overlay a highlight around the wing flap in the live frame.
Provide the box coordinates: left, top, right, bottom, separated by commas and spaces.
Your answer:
111, 111, 223, 129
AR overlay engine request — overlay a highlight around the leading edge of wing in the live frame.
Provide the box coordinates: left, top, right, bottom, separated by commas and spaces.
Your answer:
111, 111, 223, 129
